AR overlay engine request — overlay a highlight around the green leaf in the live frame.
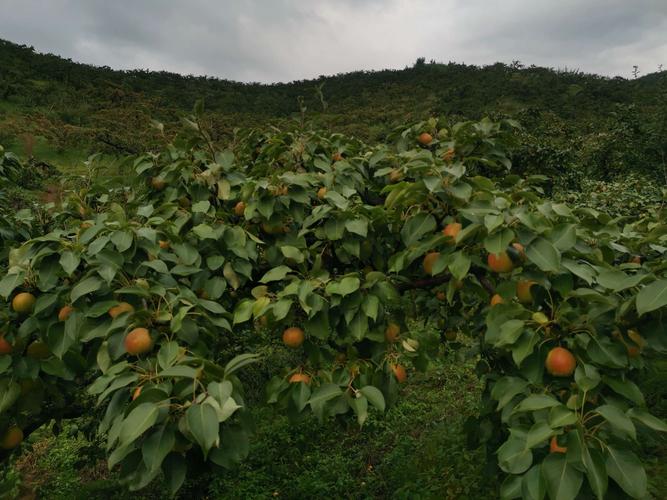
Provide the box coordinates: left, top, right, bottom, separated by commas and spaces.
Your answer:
513, 394, 560, 413
449, 251, 471, 280
345, 218, 368, 237
308, 383, 343, 407
59, 251, 80, 276
605, 446, 647, 499
548, 405, 578, 428
71, 276, 103, 303
581, 446, 607, 499
496, 319, 525, 348
596, 404, 636, 440
602, 376, 644, 406
626, 408, 667, 432
0, 379, 20, 414
484, 228, 514, 255
526, 238, 561, 272
549, 224, 577, 251
0, 271, 25, 300
142, 426, 175, 473
541, 453, 583, 500
162, 453, 186, 497
498, 435, 532, 474
521, 464, 546, 500
186, 403, 219, 458
491, 377, 529, 410
119, 403, 160, 447
224, 353, 260, 377
233, 299, 254, 324
349, 395, 368, 427
280, 246, 304, 263
156, 342, 179, 370
339, 276, 360, 296
636, 279, 667, 316
359, 386, 386, 412
525, 422, 552, 449
400, 213, 436, 247
260, 265, 292, 283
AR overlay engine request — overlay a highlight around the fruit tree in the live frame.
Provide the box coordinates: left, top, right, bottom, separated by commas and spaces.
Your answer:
0, 115, 666, 498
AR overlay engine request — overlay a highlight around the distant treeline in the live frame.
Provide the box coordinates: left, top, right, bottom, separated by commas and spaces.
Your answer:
0, 38, 666, 182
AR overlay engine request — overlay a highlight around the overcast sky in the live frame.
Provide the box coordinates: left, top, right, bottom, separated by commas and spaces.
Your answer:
1, 0, 665, 83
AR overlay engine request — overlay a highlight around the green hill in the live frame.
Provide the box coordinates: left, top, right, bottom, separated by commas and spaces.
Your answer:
1, 38, 666, 181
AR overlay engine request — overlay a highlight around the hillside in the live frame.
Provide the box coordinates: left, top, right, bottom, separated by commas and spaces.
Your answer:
1, 38, 666, 181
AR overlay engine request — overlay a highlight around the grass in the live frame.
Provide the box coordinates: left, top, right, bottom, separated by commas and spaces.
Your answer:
5, 338, 667, 500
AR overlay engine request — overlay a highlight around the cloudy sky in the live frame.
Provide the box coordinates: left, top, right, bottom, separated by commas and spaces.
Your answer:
1, 0, 665, 83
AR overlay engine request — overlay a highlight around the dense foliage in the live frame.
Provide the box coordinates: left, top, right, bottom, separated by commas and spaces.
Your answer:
1, 38, 666, 183
0, 113, 665, 498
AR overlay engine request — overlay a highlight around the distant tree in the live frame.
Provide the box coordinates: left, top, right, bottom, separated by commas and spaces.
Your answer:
414, 57, 426, 68
632, 65, 640, 78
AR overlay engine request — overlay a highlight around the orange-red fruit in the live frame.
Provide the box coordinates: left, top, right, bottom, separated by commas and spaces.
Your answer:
0, 337, 12, 355
132, 386, 142, 401
158, 240, 170, 250
516, 280, 536, 304
0, 426, 24, 450
12, 292, 36, 314
442, 222, 462, 241
317, 187, 327, 200
282, 327, 305, 348
487, 252, 514, 273
109, 302, 135, 319
234, 201, 246, 216
442, 148, 455, 162
332, 152, 343, 162
545, 347, 576, 377
385, 323, 401, 343
549, 436, 567, 454
436, 291, 447, 301
490, 294, 504, 306
391, 364, 407, 384
418, 132, 433, 145
423, 252, 441, 275
512, 242, 526, 259
627, 346, 641, 358
58, 305, 75, 322
124, 328, 153, 356
289, 373, 311, 384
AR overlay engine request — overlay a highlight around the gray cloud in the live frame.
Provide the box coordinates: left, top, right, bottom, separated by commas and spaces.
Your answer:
1, 0, 665, 82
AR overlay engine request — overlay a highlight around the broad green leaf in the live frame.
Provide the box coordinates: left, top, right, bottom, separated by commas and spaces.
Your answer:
513, 394, 560, 413
626, 408, 667, 432
491, 377, 529, 410
400, 213, 436, 247
186, 403, 219, 458
260, 265, 292, 283
581, 446, 607, 499
484, 228, 514, 255
541, 453, 583, 500
0, 379, 20, 414
224, 353, 260, 377
596, 404, 636, 439
636, 279, 667, 316
359, 386, 386, 412
71, 276, 103, 303
0, 271, 25, 299
605, 446, 646, 499
498, 435, 532, 474
521, 464, 546, 500
142, 426, 175, 473
526, 238, 561, 272
119, 403, 160, 447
